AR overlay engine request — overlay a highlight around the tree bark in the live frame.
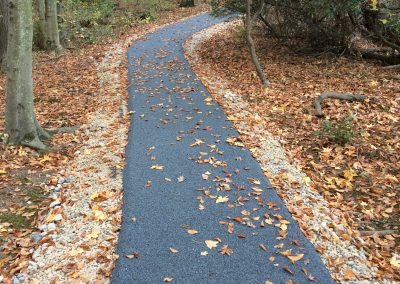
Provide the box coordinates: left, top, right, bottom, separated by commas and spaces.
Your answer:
246, 0, 269, 87
0, 0, 8, 72
6, 0, 49, 150
37, 0, 62, 52
314, 92, 365, 117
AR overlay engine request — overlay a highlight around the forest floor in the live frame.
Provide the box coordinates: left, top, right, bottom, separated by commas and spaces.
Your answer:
186, 21, 399, 281
0, 8, 398, 283
0, 5, 207, 283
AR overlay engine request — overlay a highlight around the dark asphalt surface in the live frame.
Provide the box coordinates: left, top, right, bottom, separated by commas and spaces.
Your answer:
112, 13, 334, 284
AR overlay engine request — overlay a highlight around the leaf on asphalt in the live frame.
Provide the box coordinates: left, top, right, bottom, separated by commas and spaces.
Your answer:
288, 253, 304, 263
169, 247, 179, 254
219, 245, 233, 256
163, 277, 174, 282
259, 243, 267, 252
177, 176, 185, 182
283, 266, 294, 275
126, 252, 140, 259
215, 196, 229, 203
205, 240, 219, 249
186, 229, 198, 235
150, 164, 164, 170
200, 251, 208, 256
190, 139, 205, 147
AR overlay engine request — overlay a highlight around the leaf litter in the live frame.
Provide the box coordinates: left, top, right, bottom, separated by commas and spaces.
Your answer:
184, 20, 399, 282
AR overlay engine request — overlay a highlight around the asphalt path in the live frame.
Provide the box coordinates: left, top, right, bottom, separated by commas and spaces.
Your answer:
112, 13, 334, 284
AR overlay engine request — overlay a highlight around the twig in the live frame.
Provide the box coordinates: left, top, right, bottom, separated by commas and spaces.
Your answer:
39, 54, 65, 63
383, 64, 400, 70
360, 229, 397, 236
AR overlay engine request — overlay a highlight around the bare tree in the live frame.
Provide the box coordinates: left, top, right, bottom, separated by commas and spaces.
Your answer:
245, 0, 269, 87
0, 0, 8, 71
37, 0, 62, 52
6, 0, 50, 150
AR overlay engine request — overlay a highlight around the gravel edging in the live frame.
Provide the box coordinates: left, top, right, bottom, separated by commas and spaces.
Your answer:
184, 20, 381, 283
25, 41, 128, 284
19, 12, 212, 284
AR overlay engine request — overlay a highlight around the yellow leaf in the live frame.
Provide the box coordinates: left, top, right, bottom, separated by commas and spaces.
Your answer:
370, 0, 378, 10
303, 176, 311, 186
92, 209, 107, 221
69, 248, 84, 257
205, 240, 219, 249
200, 251, 208, 256
343, 169, 357, 181
288, 253, 304, 263
216, 196, 229, 203
0, 169, 6, 175
186, 229, 198, 235
390, 255, 400, 268
150, 165, 164, 170
163, 277, 173, 282
39, 155, 51, 163
90, 191, 111, 202
86, 229, 100, 239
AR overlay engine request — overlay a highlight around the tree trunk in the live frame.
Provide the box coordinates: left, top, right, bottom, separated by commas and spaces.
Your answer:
6, 0, 49, 150
0, 0, 8, 72
246, 0, 269, 87
37, 0, 62, 52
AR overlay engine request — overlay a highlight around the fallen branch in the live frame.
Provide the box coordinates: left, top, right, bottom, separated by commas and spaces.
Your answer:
314, 92, 365, 117
39, 54, 64, 63
360, 229, 397, 236
383, 64, 400, 70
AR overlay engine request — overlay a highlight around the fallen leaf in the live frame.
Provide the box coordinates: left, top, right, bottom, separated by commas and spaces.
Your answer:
186, 229, 198, 235
288, 254, 304, 263
343, 269, 356, 280
259, 243, 267, 252
205, 240, 219, 249
169, 247, 179, 254
219, 245, 233, 255
216, 196, 229, 203
126, 252, 140, 259
150, 164, 164, 170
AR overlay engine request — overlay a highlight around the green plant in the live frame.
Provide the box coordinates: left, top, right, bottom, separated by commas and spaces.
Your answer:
233, 26, 246, 41
316, 114, 358, 145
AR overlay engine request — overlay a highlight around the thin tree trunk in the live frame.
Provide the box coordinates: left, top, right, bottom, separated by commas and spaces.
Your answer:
37, 0, 46, 49
37, 0, 62, 52
45, 0, 62, 52
246, 0, 269, 87
6, 0, 49, 150
0, 0, 8, 72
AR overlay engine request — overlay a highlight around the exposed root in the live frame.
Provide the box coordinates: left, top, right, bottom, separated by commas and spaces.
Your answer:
21, 136, 47, 150
35, 118, 51, 139
314, 91, 365, 117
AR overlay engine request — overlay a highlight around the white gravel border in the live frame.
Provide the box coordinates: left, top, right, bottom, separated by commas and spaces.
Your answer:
19, 12, 211, 284
184, 19, 381, 284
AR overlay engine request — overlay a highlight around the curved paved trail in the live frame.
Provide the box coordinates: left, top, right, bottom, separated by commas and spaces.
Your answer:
112, 14, 334, 284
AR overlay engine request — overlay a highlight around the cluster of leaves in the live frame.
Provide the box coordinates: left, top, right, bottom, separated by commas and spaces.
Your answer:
195, 27, 399, 281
